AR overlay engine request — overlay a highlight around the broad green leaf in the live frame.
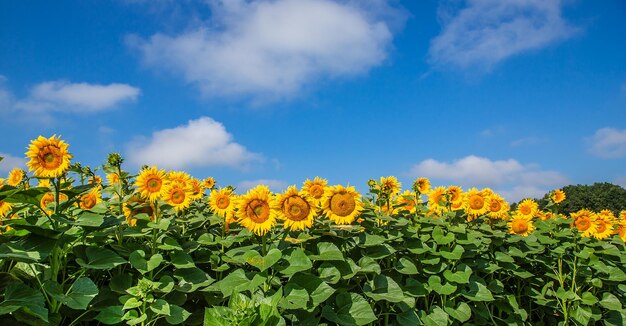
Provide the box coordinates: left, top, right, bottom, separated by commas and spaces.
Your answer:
443, 264, 472, 284
170, 251, 195, 269
439, 245, 464, 260
95, 306, 124, 324
396, 257, 418, 275
290, 273, 335, 308
600, 293, 623, 311
43, 277, 98, 310
571, 305, 592, 325
129, 250, 163, 274
432, 226, 455, 245
363, 275, 406, 302
444, 301, 471, 323
165, 305, 191, 325
427, 276, 457, 296
357, 233, 387, 247
461, 278, 494, 302
321, 292, 377, 326
150, 299, 171, 316
276, 248, 312, 276
281, 283, 309, 310
397, 309, 420, 326
76, 246, 126, 270
0, 283, 48, 322
174, 267, 214, 293
423, 306, 449, 326
244, 248, 282, 272
311, 242, 344, 261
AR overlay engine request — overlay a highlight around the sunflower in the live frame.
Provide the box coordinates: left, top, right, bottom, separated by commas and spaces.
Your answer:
236, 185, 277, 236
465, 188, 490, 220
516, 199, 539, 219
89, 175, 102, 186
537, 211, 554, 221
25, 135, 72, 178
551, 189, 566, 204
7, 168, 24, 186
202, 177, 216, 190
617, 220, 626, 242
276, 186, 316, 231
446, 186, 464, 211
303, 177, 328, 206
414, 177, 431, 194
396, 190, 418, 213
488, 194, 510, 220
123, 194, 154, 225
106, 172, 121, 185
79, 187, 102, 210
135, 166, 169, 203
450, 193, 466, 211
427, 186, 448, 216
37, 178, 52, 188
168, 171, 191, 188
321, 185, 364, 225
164, 184, 192, 213
188, 178, 204, 200
620, 210, 626, 221
209, 187, 238, 224
0, 200, 13, 217
508, 214, 535, 236
40, 192, 68, 215
378, 201, 397, 216
379, 176, 401, 197
571, 209, 597, 237
592, 211, 615, 240
0, 178, 5, 186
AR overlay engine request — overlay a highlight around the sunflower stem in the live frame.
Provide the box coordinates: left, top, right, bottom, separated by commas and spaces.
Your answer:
261, 233, 267, 256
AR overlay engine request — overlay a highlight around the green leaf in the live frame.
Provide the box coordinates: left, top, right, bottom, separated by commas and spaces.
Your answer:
244, 248, 282, 272
444, 301, 471, 323
600, 293, 623, 311
43, 277, 98, 310
76, 246, 126, 270
95, 306, 124, 324
432, 226, 455, 245
159, 237, 183, 251
423, 306, 450, 326
363, 275, 406, 302
321, 292, 377, 326
357, 256, 381, 275
397, 309, 420, 326
443, 264, 472, 284
281, 283, 309, 310
110, 274, 133, 293
396, 257, 418, 275
174, 267, 214, 293
165, 305, 191, 324
580, 292, 597, 305
461, 277, 494, 302
357, 233, 387, 247
427, 276, 457, 296
439, 245, 464, 260
0, 237, 56, 263
290, 273, 335, 308
311, 242, 344, 261
129, 250, 163, 274
276, 248, 312, 276
150, 299, 171, 316
170, 251, 195, 269
215, 269, 256, 297
123, 297, 143, 309
0, 283, 48, 322
571, 305, 592, 325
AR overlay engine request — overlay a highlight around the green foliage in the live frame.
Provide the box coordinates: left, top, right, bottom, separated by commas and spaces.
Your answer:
534, 182, 626, 215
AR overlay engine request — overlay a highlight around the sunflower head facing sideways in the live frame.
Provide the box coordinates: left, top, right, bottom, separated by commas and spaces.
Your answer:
25, 135, 72, 178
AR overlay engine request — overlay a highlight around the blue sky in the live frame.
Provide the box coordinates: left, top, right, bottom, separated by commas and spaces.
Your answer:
1, 0, 625, 201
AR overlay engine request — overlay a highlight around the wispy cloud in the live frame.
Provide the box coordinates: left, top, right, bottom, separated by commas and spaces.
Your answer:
429, 0, 578, 70
15, 81, 140, 113
126, 116, 261, 169
236, 179, 288, 193
128, 0, 402, 101
0, 152, 26, 174
587, 127, 626, 159
408, 155, 568, 201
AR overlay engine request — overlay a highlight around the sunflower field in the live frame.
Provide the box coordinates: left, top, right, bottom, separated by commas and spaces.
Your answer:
1, 135, 626, 326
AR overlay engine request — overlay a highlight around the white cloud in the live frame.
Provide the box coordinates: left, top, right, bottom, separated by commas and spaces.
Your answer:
129, 0, 398, 100
0, 153, 26, 174
408, 155, 568, 201
429, 0, 577, 70
587, 127, 626, 159
127, 116, 260, 169
237, 179, 288, 193
15, 81, 140, 113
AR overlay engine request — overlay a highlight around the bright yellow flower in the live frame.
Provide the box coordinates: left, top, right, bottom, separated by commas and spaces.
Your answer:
37, 178, 52, 189
537, 210, 554, 221
488, 194, 510, 220
379, 176, 401, 197
414, 177, 431, 194
427, 186, 448, 216
164, 184, 192, 213
620, 210, 626, 221
89, 175, 102, 185
202, 177, 215, 190
79, 188, 102, 210
508, 214, 535, 236
617, 220, 626, 242
0, 200, 13, 217
516, 199, 538, 219
123, 194, 154, 225
465, 188, 490, 220
551, 189, 566, 204
236, 185, 277, 236
188, 178, 204, 200
25, 135, 72, 178
40, 192, 68, 215
592, 211, 615, 240
106, 172, 121, 185
7, 168, 24, 186
447, 186, 464, 211
135, 166, 169, 203
209, 188, 238, 224
396, 190, 418, 213
303, 177, 328, 206
322, 185, 364, 225
276, 186, 316, 231
571, 209, 597, 237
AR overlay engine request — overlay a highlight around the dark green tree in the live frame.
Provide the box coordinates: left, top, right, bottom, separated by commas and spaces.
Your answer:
534, 182, 626, 215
